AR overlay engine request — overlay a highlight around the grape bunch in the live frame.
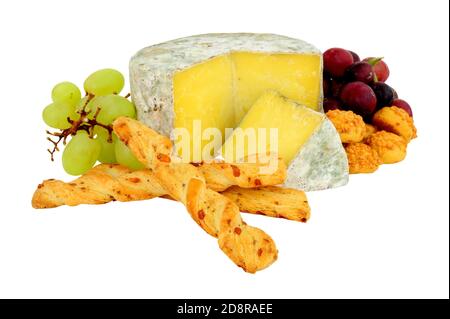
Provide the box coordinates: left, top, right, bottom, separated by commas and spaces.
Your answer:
322, 48, 413, 121
42, 69, 144, 175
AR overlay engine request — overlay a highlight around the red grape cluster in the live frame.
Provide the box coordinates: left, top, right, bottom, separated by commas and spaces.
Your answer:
322, 48, 413, 121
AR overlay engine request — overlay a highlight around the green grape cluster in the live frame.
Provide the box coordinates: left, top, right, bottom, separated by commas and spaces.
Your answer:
43, 69, 143, 176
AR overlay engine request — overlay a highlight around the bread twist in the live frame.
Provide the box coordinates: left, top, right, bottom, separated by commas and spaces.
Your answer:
32, 164, 310, 223
112, 117, 278, 273
32, 164, 165, 208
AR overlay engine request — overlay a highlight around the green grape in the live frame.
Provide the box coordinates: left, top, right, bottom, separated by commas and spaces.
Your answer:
87, 94, 136, 125
62, 131, 101, 175
51, 82, 81, 107
95, 128, 117, 164
42, 102, 77, 129
115, 138, 144, 170
84, 69, 125, 96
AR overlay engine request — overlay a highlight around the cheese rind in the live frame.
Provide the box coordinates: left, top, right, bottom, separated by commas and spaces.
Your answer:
284, 119, 349, 191
130, 33, 323, 139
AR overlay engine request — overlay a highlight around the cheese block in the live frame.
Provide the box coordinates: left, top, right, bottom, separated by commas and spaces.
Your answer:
130, 33, 323, 161
222, 91, 349, 191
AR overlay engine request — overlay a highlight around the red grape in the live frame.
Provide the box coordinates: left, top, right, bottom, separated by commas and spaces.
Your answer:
363, 57, 390, 82
372, 82, 395, 108
340, 81, 377, 117
330, 79, 345, 98
345, 62, 375, 84
348, 50, 360, 62
392, 99, 413, 117
323, 48, 354, 78
323, 98, 342, 112
323, 74, 331, 97
392, 88, 399, 99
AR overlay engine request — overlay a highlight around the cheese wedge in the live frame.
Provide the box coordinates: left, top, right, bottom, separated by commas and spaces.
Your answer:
222, 91, 349, 191
130, 34, 323, 161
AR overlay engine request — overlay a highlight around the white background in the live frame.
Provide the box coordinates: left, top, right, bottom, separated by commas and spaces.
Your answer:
0, 0, 448, 299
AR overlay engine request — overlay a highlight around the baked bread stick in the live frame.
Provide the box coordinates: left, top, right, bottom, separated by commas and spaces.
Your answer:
32, 164, 310, 223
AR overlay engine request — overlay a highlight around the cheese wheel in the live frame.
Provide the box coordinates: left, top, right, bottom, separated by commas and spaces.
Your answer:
130, 34, 348, 190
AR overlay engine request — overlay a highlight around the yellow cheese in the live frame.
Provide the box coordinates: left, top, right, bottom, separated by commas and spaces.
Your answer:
173, 55, 234, 161
231, 52, 321, 122
172, 52, 321, 161
222, 91, 324, 164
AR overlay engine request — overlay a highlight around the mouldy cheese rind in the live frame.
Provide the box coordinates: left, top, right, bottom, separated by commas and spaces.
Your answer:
283, 119, 349, 191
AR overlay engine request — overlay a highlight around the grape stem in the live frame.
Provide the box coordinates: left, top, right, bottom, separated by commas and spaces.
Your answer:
366, 57, 383, 66
46, 93, 114, 161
